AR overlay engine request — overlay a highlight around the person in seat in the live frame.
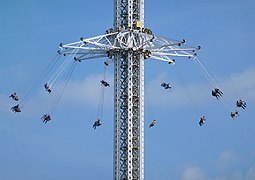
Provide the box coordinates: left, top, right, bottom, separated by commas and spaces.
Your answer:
149, 120, 157, 128
44, 83, 52, 93
41, 114, 52, 123
236, 99, 246, 109
11, 104, 21, 113
161, 82, 171, 90
41, 114, 51, 124
230, 110, 239, 118
9, 92, 19, 101
93, 119, 102, 129
212, 88, 223, 99
199, 116, 206, 126
215, 88, 223, 96
100, 80, 110, 87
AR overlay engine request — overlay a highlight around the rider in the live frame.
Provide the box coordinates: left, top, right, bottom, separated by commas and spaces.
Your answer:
9, 92, 19, 101
44, 83, 52, 93
215, 88, 223, 96
149, 120, 157, 128
236, 99, 246, 109
41, 114, 52, 123
212, 88, 223, 99
199, 116, 206, 126
100, 80, 110, 87
11, 104, 21, 113
161, 82, 171, 90
93, 119, 102, 129
230, 110, 239, 118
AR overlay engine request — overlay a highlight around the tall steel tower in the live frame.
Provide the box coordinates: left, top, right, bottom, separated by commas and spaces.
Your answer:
58, 0, 199, 179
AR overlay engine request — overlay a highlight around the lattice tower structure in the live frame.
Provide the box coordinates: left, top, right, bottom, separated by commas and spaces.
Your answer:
113, 0, 145, 179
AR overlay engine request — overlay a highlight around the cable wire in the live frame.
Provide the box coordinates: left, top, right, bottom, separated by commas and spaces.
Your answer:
174, 64, 201, 117
48, 61, 77, 115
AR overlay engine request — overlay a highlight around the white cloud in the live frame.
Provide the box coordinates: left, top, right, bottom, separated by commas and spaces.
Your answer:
221, 68, 255, 100
40, 67, 255, 112
217, 150, 237, 169
145, 71, 212, 108
213, 171, 243, 180
180, 165, 255, 180
5, 67, 254, 115
231, 171, 243, 180
246, 167, 255, 180
211, 167, 255, 180
179, 150, 255, 180
145, 68, 255, 109
181, 166, 208, 180
61, 72, 114, 108
1, 72, 114, 118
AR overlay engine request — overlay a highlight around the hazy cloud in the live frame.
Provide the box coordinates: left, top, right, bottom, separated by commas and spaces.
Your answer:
246, 167, 255, 180
181, 166, 208, 180
180, 150, 255, 180
145, 68, 255, 108
6, 67, 253, 115
217, 150, 238, 170
220, 68, 255, 100
61, 73, 114, 108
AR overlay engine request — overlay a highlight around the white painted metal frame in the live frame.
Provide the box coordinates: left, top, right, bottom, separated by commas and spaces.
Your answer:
59, 32, 199, 63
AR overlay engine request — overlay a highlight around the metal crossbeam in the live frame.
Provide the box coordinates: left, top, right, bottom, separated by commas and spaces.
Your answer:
59, 32, 199, 63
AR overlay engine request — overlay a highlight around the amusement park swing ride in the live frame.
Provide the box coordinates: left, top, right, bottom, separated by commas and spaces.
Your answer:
8, 0, 247, 179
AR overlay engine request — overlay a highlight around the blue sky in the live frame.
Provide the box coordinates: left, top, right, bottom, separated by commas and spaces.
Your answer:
1, 0, 255, 179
